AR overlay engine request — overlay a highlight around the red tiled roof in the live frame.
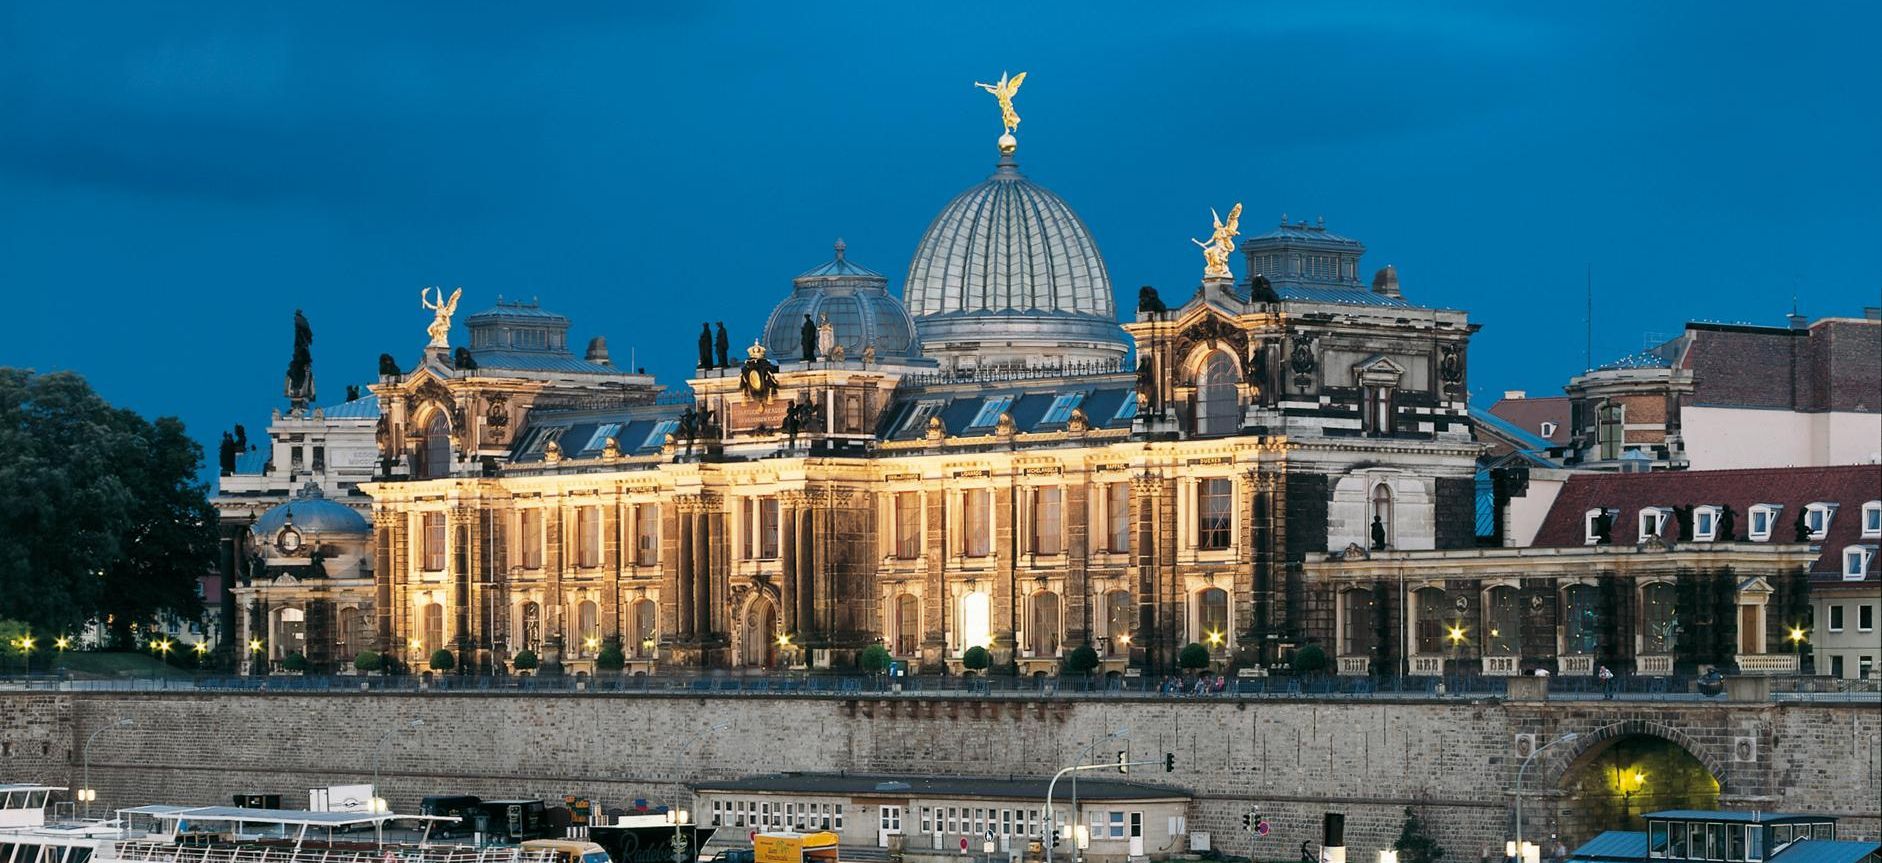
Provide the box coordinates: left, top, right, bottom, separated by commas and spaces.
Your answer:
1532, 465, 1882, 579
1487, 396, 1571, 445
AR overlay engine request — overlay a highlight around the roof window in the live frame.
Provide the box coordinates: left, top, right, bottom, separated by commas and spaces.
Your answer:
968, 395, 1015, 429
1863, 501, 1881, 538
1693, 505, 1721, 542
1804, 502, 1837, 540
1844, 546, 1876, 581
1639, 507, 1672, 540
1040, 392, 1087, 425
1749, 504, 1782, 542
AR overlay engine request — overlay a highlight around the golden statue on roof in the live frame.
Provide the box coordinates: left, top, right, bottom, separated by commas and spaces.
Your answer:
421, 286, 462, 348
975, 70, 1027, 149
1192, 203, 1242, 280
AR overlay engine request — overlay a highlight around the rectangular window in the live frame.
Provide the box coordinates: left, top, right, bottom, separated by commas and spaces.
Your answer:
422, 512, 446, 571
895, 491, 922, 559
758, 497, 780, 560
1729, 826, 1746, 861
636, 503, 659, 566
1041, 392, 1086, 425
1129, 812, 1142, 839
970, 395, 1015, 429
1696, 508, 1717, 541
964, 489, 992, 558
1830, 605, 1845, 632
1106, 482, 1131, 553
1861, 656, 1875, 678
1598, 403, 1625, 460
1866, 503, 1882, 537
1651, 823, 1669, 857
1197, 478, 1232, 550
921, 808, 931, 834
312, 446, 325, 471
291, 445, 304, 469
643, 419, 679, 451
1846, 548, 1873, 580
520, 509, 543, 569
1708, 824, 1725, 860
1033, 487, 1063, 555
585, 423, 622, 453
1861, 605, 1875, 631
577, 506, 602, 568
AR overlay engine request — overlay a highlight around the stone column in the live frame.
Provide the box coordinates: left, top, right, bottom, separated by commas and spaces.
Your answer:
676, 506, 695, 639
780, 495, 799, 633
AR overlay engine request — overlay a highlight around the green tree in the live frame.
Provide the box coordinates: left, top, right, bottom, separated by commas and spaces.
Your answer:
1393, 807, 1445, 863
1064, 644, 1100, 675
281, 652, 309, 672
1292, 644, 1329, 675
429, 649, 456, 671
860, 644, 892, 674
1178, 642, 1211, 670
353, 650, 384, 673
0, 370, 215, 643
962, 645, 990, 672
512, 649, 540, 671
595, 643, 626, 672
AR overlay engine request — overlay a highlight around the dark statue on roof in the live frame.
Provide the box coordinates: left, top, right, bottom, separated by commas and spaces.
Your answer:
1793, 509, 1812, 542
697, 323, 714, 369
378, 353, 402, 377
233, 424, 248, 452
453, 347, 478, 371
1249, 273, 1280, 304
1136, 285, 1166, 315
345, 384, 360, 403
218, 431, 238, 476
714, 322, 731, 368
800, 314, 818, 362
1718, 504, 1737, 540
284, 309, 316, 413
677, 406, 699, 455
1370, 515, 1387, 551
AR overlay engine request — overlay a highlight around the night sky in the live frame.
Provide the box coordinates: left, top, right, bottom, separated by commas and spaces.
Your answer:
4, 3, 1879, 472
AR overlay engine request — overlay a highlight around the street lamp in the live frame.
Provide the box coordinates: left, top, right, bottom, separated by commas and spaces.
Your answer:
1068, 727, 1129, 863
669, 721, 732, 863
371, 719, 424, 813
1787, 627, 1805, 669
81, 718, 134, 819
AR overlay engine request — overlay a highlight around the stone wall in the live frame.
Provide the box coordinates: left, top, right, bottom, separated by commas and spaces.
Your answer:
2, 693, 1876, 859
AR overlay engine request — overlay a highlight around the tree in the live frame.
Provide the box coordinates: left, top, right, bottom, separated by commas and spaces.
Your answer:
429, 649, 456, 671
353, 650, 384, 673
962, 645, 991, 672
0, 370, 215, 643
860, 644, 892, 674
1178, 642, 1211, 670
512, 649, 540, 671
1292, 644, 1329, 675
1064, 644, 1100, 676
595, 643, 626, 672
1393, 807, 1445, 863
281, 652, 309, 673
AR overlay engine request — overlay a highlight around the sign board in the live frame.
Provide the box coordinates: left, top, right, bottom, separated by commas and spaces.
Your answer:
309, 784, 374, 813
754, 832, 840, 863
1256, 820, 1271, 837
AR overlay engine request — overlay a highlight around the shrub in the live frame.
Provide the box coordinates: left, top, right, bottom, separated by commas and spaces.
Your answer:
512, 649, 540, 670
1064, 644, 1100, 675
860, 644, 892, 674
429, 649, 455, 671
1393, 807, 1445, 863
596, 644, 626, 671
353, 650, 384, 672
281, 652, 309, 672
962, 645, 991, 671
1292, 643, 1329, 675
1178, 643, 1211, 670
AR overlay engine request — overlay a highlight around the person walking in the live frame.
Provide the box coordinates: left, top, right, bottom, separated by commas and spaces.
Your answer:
1597, 664, 1616, 699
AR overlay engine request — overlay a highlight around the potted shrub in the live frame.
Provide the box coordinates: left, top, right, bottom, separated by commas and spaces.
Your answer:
1064, 644, 1100, 678
860, 644, 892, 675
1178, 642, 1211, 674
353, 650, 384, 674
512, 649, 540, 676
962, 645, 991, 676
281, 652, 309, 674
1292, 643, 1329, 676
595, 643, 626, 673
429, 649, 455, 672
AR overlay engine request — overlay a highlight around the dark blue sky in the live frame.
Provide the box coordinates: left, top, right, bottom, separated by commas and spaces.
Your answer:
4, 3, 1879, 468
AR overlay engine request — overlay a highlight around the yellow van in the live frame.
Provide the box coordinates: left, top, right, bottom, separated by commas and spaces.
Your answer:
520, 838, 612, 863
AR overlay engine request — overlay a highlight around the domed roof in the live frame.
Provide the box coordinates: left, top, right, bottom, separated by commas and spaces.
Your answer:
902, 151, 1126, 356
762, 241, 925, 361
252, 483, 370, 538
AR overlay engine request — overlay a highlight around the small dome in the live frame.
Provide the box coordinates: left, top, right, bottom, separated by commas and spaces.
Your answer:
902, 152, 1125, 364
762, 241, 924, 361
252, 483, 370, 538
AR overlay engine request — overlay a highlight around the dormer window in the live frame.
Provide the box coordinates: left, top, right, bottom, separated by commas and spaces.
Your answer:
1863, 501, 1882, 538
968, 395, 1015, 429
1040, 392, 1087, 425
1749, 504, 1782, 541
1694, 506, 1721, 541
1638, 507, 1672, 540
1845, 546, 1876, 581
1804, 503, 1837, 540
1584, 508, 1615, 545
1539, 421, 1558, 439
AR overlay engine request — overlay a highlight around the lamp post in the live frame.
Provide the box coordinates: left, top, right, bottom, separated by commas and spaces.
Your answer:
1514, 731, 1579, 860
81, 718, 134, 819
1447, 625, 1466, 689
669, 721, 731, 863
371, 719, 424, 813
1069, 728, 1129, 863
1787, 627, 1805, 672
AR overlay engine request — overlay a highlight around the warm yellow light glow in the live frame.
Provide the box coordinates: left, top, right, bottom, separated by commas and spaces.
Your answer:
1633, 770, 1646, 786
1447, 625, 1466, 644
1787, 627, 1806, 644
54, 636, 71, 650
248, 639, 264, 653
776, 633, 792, 647
584, 636, 599, 651
193, 642, 209, 655
409, 638, 423, 651
1205, 630, 1225, 647
1118, 633, 1132, 645
154, 639, 173, 654
15, 637, 32, 653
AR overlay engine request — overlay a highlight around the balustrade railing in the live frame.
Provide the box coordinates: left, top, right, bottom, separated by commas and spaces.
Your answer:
1736, 654, 1800, 675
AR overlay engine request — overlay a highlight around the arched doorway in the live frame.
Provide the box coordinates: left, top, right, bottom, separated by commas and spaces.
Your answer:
742, 595, 779, 668
418, 412, 452, 479
1556, 734, 1720, 842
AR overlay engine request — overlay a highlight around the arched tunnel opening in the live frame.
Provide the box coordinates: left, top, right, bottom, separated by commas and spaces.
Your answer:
1555, 735, 1721, 843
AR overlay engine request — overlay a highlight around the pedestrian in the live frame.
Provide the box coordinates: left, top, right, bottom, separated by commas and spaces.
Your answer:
1597, 664, 1615, 699
1551, 839, 1567, 863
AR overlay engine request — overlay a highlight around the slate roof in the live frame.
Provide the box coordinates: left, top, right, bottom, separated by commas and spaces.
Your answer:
1471, 406, 1558, 456
878, 379, 1137, 442
1768, 841, 1882, 863
693, 772, 1188, 802
508, 402, 687, 463
319, 393, 381, 419
1530, 465, 1882, 579
467, 349, 627, 376
1275, 284, 1420, 308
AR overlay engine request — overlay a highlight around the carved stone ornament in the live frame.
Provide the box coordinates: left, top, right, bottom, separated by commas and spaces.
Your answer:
544, 440, 562, 463
926, 415, 946, 441
1066, 407, 1090, 433
994, 412, 1017, 437
602, 436, 620, 459
1339, 542, 1370, 561
1290, 336, 1317, 388
739, 341, 781, 404
1175, 315, 1250, 373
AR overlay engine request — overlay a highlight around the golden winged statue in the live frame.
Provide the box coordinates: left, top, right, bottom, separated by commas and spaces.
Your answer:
421, 286, 462, 348
1192, 203, 1243, 280
974, 71, 1027, 138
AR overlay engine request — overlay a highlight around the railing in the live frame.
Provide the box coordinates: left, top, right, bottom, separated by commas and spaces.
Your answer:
1408, 655, 1444, 676
108, 842, 557, 863
1736, 654, 1801, 675
1336, 656, 1371, 676
1636, 655, 1674, 676
1558, 655, 1595, 676
901, 359, 1128, 388
1481, 655, 1520, 676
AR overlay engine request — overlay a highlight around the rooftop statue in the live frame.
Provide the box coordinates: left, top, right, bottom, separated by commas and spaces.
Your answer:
974, 70, 1026, 149
1192, 203, 1242, 280
420, 286, 462, 349
284, 309, 316, 412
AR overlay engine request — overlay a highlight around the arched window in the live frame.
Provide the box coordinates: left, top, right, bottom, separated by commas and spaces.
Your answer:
959, 592, 991, 656
576, 600, 599, 656
1104, 590, 1133, 657
1341, 589, 1377, 656
419, 412, 452, 479
632, 599, 658, 658
1484, 587, 1520, 656
274, 607, 306, 660
520, 601, 542, 652
1562, 584, 1600, 655
894, 594, 920, 656
1641, 582, 1677, 655
1197, 587, 1229, 649
1196, 353, 1240, 436
1028, 592, 1062, 656
1413, 587, 1448, 654
1370, 484, 1394, 549
422, 603, 445, 657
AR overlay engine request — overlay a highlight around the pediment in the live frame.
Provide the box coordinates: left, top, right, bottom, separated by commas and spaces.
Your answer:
1352, 354, 1407, 386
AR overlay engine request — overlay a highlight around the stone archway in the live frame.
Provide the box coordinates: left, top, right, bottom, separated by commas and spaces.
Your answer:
1538, 722, 1726, 847
739, 593, 780, 669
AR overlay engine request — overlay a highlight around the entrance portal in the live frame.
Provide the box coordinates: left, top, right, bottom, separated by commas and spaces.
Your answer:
1559, 735, 1720, 842
742, 596, 779, 668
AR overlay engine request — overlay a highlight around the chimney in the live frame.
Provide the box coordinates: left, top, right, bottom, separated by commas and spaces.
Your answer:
1371, 265, 1401, 299
1503, 390, 1527, 400
586, 336, 612, 366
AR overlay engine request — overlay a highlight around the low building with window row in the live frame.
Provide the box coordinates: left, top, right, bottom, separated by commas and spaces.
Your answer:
1568, 809, 1878, 863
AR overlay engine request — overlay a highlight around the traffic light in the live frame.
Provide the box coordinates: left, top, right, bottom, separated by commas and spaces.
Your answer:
1243, 812, 1252, 829
1164, 752, 1175, 772
1117, 751, 1129, 774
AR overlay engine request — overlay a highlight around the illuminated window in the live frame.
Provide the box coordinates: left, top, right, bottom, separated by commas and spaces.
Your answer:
1414, 587, 1448, 654
1197, 478, 1232, 550
576, 601, 599, 656
1197, 353, 1239, 436
1105, 482, 1130, 553
520, 509, 543, 569
632, 599, 657, 657
1484, 586, 1520, 656
1197, 588, 1229, 648
576, 506, 601, 568
959, 592, 991, 654
1105, 590, 1133, 657
422, 512, 446, 571
894, 492, 921, 559
1642, 582, 1678, 654
963, 489, 991, 558
1342, 589, 1378, 656
1032, 487, 1063, 555
635, 503, 660, 566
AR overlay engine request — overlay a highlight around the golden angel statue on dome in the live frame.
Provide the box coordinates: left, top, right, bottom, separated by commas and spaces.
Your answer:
421, 286, 462, 348
1192, 203, 1242, 280
975, 71, 1027, 137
